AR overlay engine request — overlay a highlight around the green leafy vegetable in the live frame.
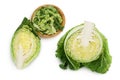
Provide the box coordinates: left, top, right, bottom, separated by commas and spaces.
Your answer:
32, 5, 64, 35
11, 17, 41, 69
56, 21, 112, 73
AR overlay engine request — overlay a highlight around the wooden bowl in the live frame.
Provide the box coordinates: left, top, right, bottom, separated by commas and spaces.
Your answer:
31, 4, 65, 38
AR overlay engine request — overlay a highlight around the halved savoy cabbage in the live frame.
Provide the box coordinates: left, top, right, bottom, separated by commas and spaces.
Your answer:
11, 17, 40, 69
56, 21, 112, 73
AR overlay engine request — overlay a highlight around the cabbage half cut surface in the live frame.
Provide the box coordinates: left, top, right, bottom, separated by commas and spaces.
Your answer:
11, 18, 40, 69
56, 21, 112, 73
64, 21, 102, 63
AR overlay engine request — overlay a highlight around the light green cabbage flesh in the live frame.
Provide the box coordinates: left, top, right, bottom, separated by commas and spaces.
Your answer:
11, 18, 40, 69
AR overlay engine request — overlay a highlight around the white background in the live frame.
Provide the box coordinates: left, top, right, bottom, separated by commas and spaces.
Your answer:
0, 0, 120, 80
